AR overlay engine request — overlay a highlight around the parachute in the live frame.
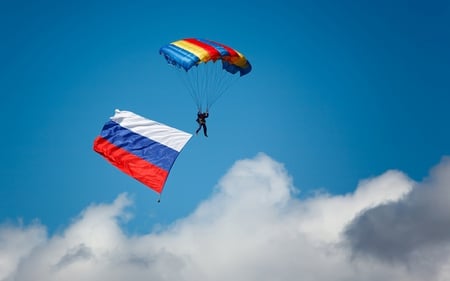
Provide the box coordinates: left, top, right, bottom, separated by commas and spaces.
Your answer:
159, 38, 252, 111
93, 109, 192, 195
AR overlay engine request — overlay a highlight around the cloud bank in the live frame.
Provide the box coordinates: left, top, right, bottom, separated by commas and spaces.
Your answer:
344, 157, 450, 277
2, 153, 450, 281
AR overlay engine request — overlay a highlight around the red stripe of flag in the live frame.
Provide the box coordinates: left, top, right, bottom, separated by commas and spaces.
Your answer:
93, 137, 168, 194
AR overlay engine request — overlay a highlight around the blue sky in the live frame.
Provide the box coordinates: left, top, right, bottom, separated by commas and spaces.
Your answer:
1, 1, 450, 280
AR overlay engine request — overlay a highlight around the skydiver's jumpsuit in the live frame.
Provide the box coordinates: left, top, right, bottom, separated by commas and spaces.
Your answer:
196, 112, 209, 137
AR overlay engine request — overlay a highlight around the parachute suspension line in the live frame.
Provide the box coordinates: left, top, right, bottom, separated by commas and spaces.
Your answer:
193, 62, 215, 112
198, 62, 209, 111
176, 67, 202, 111
192, 61, 227, 112
194, 63, 212, 112
192, 67, 200, 111
209, 64, 225, 108
207, 62, 220, 110
206, 63, 240, 110
176, 68, 200, 111
193, 65, 204, 111
175, 61, 242, 112
204, 62, 215, 111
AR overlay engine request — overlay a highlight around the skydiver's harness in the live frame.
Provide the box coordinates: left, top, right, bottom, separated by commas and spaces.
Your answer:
196, 113, 208, 125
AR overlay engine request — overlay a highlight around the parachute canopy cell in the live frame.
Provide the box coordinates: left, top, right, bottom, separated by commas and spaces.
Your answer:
93, 110, 192, 194
159, 38, 252, 76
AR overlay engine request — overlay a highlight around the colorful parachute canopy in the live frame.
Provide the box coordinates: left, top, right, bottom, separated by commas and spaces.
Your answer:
159, 38, 252, 111
159, 38, 252, 76
93, 109, 192, 194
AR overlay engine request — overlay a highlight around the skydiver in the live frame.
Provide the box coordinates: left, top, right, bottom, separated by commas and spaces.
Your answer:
195, 111, 209, 137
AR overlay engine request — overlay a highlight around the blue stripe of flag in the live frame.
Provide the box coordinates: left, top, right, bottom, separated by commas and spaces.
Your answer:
99, 120, 179, 171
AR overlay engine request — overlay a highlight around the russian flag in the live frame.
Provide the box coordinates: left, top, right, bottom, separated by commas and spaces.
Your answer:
93, 110, 192, 194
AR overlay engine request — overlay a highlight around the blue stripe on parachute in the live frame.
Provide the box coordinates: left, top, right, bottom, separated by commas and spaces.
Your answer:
159, 44, 200, 71
195, 39, 230, 57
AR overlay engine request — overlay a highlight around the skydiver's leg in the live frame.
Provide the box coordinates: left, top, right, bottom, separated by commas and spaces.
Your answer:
196, 125, 201, 135
203, 125, 208, 137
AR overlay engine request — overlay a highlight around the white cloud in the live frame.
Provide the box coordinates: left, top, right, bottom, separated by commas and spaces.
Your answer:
2, 153, 450, 281
0, 221, 46, 281
345, 157, 450, 279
